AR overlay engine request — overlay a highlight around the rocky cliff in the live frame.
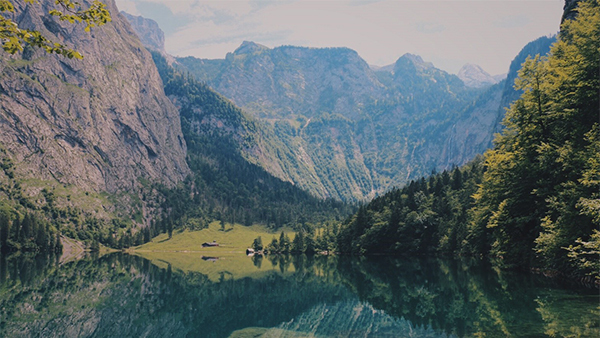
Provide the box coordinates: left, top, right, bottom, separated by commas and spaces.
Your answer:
0, 0, 189, 195
562, 0, 584, 22
120, 11, 167, 55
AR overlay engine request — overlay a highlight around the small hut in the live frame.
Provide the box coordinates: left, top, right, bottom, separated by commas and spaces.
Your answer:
202, 240, 219, 248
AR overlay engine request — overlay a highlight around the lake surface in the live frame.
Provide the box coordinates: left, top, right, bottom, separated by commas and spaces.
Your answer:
0, 252, 598, 337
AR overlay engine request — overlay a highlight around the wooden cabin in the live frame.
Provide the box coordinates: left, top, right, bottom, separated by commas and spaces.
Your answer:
202, 241, 219, 247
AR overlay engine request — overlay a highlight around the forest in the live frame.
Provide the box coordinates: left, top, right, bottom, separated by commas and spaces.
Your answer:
337, 0, 599, 278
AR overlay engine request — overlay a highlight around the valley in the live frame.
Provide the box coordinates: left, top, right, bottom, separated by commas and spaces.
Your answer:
0, 0, 598, 336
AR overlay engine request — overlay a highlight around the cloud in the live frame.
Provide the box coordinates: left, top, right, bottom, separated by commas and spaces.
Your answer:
415, 22, 446, 34
132, 1, 194, 35
493, 15, 531, 28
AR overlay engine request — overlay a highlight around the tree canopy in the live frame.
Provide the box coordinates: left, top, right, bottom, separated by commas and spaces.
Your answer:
337, 0, 599, 278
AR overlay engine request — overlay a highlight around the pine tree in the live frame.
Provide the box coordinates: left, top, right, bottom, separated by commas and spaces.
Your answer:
252, 236, 263, 251
473, 0, 599, 271
291, 231, 305, 253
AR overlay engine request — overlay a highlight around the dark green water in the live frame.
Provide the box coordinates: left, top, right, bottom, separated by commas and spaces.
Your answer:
0, 253, 597, 337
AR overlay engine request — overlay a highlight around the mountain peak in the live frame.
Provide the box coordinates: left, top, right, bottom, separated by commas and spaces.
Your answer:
396, 53, 435, 70
121, 12, 165, 53
233, 41, 270, 55
457, 63, 498, 88
401, 53, 424, 63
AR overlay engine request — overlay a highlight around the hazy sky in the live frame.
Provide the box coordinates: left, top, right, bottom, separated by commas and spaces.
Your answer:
115, 0, 564, 75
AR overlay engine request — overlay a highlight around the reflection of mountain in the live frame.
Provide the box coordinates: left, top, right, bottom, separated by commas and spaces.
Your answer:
0, 254, 597, 338
256, 301, 455, 338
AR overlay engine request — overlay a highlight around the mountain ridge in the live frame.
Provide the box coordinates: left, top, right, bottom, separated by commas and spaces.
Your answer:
173, 42, 493, 200
124, 16, 557, 203
0, 0, 191, 250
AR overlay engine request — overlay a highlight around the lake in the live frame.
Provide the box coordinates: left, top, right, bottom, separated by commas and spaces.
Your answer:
0, 252, 598, 337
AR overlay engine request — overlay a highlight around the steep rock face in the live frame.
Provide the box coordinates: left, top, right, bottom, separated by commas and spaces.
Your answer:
120, 12, 166, 53
0, 0, 189, 193
457, 63, 499, 88
499, 36, 556, 112
433, 82, 504, 164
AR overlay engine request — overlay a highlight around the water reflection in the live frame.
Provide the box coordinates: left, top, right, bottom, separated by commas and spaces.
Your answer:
0, 253, 597, 338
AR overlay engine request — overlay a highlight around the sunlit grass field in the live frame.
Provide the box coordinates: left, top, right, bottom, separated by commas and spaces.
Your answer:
134, 251, 298, 281
134, 221, 295, 253
132, 221, 298, 281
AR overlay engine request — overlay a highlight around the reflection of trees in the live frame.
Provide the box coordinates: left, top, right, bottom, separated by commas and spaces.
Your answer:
0, 253, 350, 338
535, 292, 600, 338
0, 254, 597, 338
334, 256, 599, 337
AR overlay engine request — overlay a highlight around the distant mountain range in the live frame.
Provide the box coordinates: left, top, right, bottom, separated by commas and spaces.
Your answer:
123, 12, 555, 201
164, 35, 553, 201
0, 3, 557, 224
372, 61, 506, 89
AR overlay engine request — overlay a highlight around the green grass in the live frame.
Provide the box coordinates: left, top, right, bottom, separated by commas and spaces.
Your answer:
132, 222, 297, 281
228, 327, 269, 338
133, 251, 296, 281
134, 221, 295, 253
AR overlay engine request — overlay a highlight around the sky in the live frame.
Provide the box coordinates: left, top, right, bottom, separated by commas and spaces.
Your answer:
114, 0, 565, 75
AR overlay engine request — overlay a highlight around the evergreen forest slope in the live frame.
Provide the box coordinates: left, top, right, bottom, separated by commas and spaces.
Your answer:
337, 0, 599, 278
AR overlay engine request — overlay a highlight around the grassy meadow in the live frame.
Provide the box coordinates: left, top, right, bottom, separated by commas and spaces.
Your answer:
132, 221, 298, 281
134, 251, 298, 281
134, 221, 295, 253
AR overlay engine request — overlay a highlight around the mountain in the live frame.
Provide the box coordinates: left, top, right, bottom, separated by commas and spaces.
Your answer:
120, 12, 167, 54
457, 63, 499, 88
493, 73, 508, 82
0, 0, 190, 250
0, 1, 188, 194
174, 44, 496, 200
337, 0, 599, 276
178, 43, 384, 120
123, 15, 556, 203
369, 63, 394, 73
0, 3, 353, 254
498, 35, 556, 112
151, 52, 352, 230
